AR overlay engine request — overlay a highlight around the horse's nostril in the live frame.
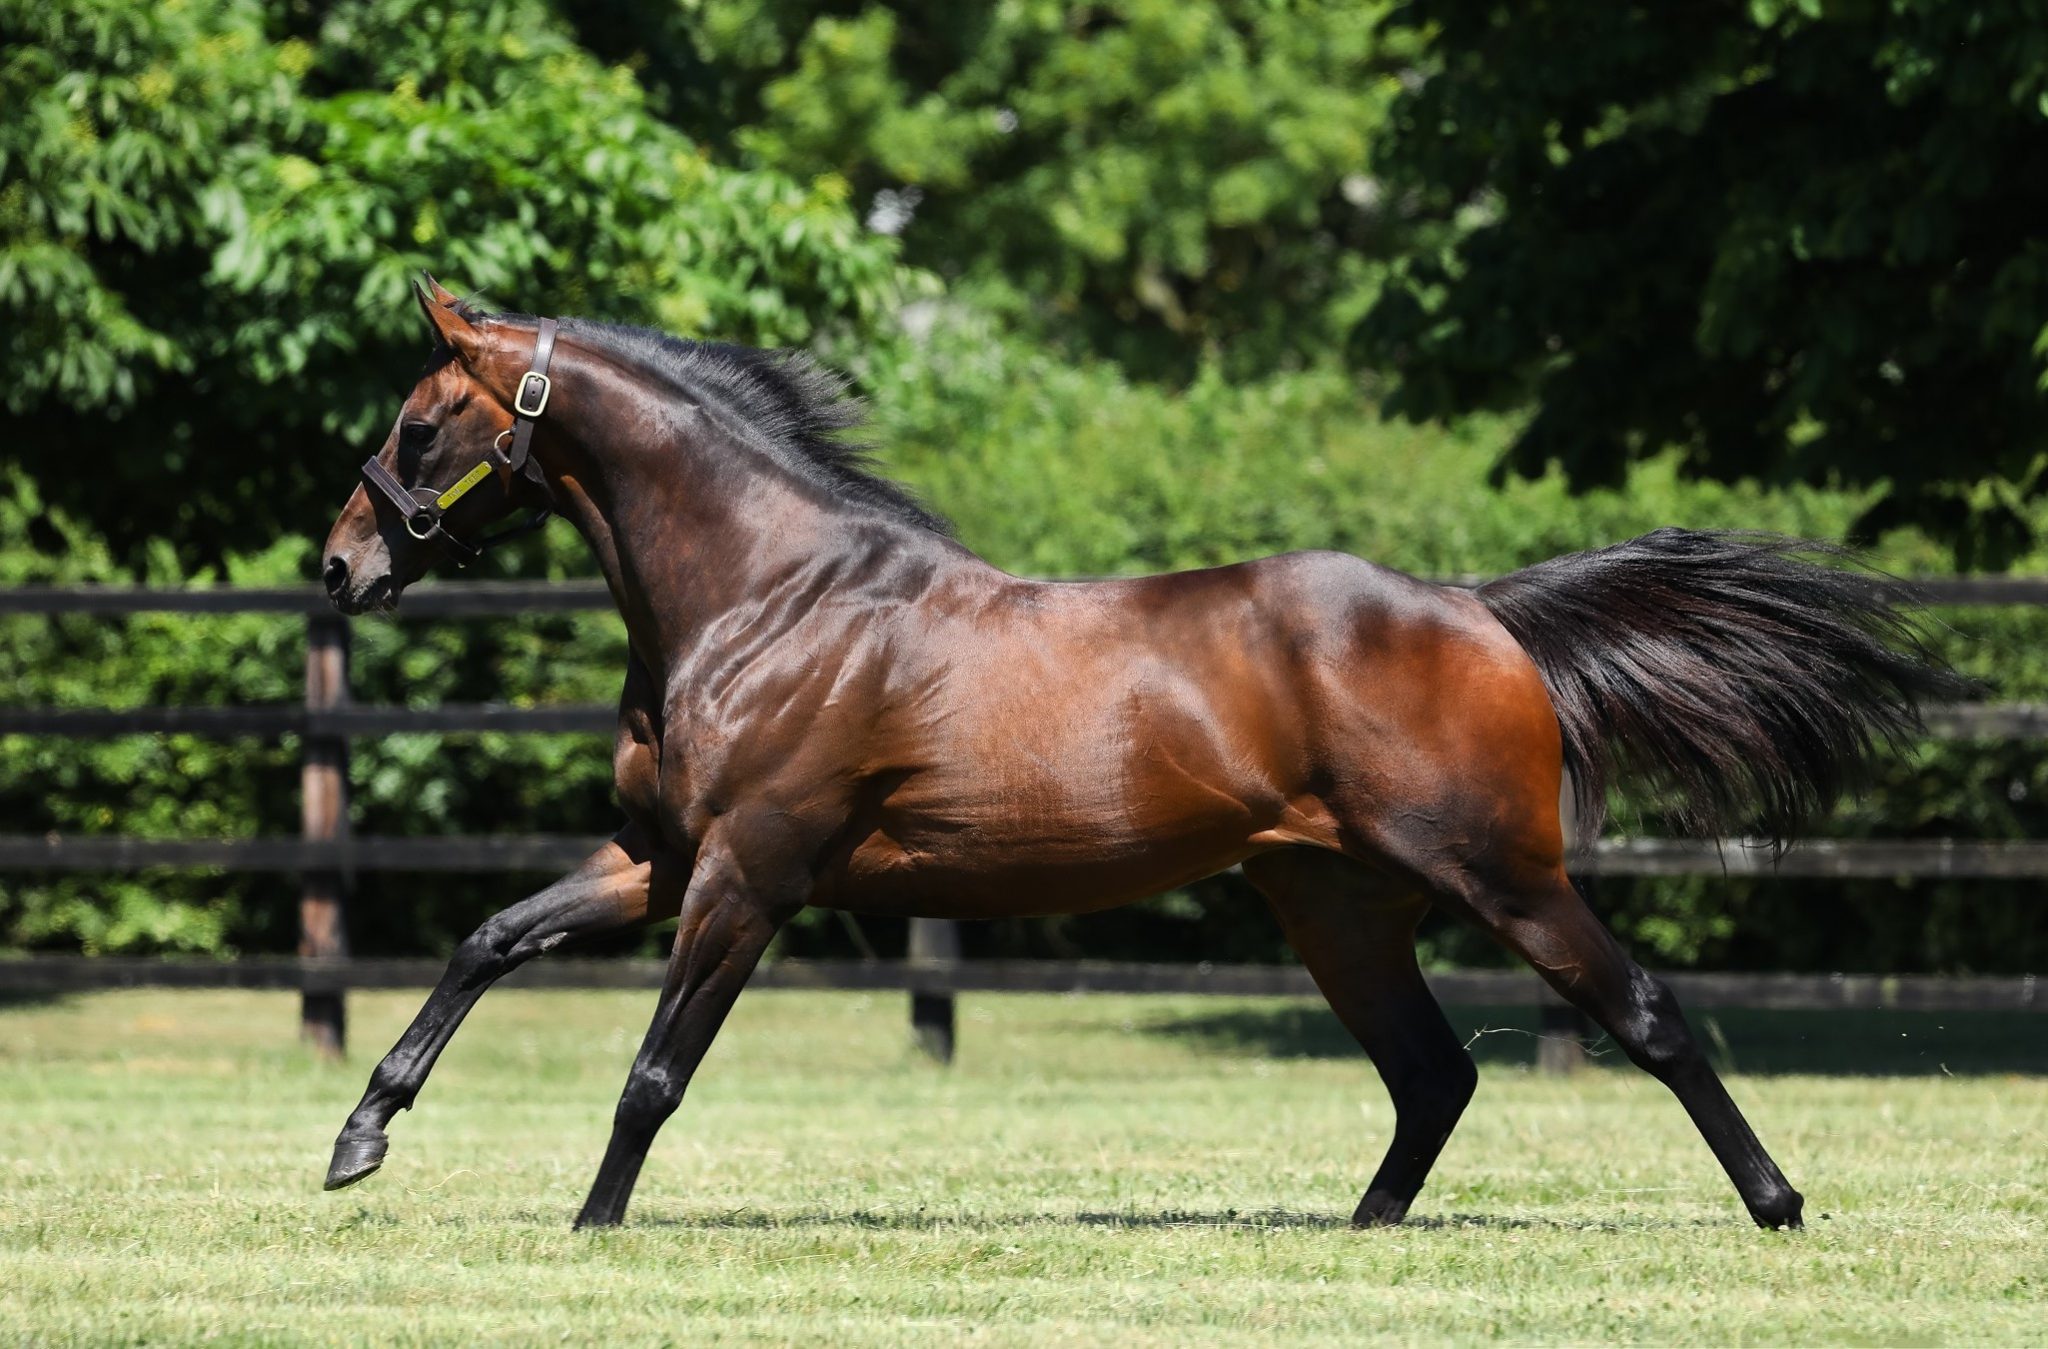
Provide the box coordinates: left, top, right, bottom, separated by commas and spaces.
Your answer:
323, 556, 349, 597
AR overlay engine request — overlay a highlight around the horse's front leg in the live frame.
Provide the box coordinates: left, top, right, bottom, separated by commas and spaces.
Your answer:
572, 828, 801, 1229
324, 824, 688, 1190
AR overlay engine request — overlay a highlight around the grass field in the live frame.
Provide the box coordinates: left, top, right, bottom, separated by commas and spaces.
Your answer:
1, 988, 2041, 1345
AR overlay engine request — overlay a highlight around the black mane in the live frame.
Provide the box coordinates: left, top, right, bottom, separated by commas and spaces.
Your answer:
452, 300, 950, 536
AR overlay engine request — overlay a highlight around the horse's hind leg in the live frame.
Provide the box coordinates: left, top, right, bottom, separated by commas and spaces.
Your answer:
324, 823, 687, 1190
1437, 857, 1804, 1230
1241, 848, 1478, 1227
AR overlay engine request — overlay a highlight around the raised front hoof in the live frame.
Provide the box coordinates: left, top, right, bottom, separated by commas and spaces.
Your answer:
1351, 1192, 1411, 1228
324, 1132, 389, 1191
1749, 1188, 1805, 1232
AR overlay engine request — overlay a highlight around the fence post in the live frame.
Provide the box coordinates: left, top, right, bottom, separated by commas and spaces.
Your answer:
300, 614, 351, 1057
1536, 994, 1592, 1074
907, 917, 959, 1063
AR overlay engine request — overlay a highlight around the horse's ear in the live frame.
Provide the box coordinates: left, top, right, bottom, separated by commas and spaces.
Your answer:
411, 274, 480, 355
421, 272, 461, 308
410, 275, 439, 325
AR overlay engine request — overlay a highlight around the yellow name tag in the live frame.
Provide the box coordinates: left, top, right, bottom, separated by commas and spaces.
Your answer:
435, 462, 494, 509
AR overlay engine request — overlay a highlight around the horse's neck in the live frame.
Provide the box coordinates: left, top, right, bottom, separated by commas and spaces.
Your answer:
546, 389, 875, 675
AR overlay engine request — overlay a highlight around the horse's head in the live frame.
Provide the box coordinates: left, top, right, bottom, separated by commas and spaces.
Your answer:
322, 276, 555, 613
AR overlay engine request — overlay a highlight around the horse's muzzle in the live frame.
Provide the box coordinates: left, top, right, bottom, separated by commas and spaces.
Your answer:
322, 555, 392, 615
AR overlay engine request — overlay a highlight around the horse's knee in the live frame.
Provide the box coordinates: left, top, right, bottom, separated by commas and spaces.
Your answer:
447, 917, 519, 987
455, 899, 579, 982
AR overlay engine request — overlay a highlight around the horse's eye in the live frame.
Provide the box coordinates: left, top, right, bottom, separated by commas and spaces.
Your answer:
399, 421, 436, 449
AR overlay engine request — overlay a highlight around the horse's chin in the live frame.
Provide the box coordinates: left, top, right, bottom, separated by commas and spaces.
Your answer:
331, 573, 401, 616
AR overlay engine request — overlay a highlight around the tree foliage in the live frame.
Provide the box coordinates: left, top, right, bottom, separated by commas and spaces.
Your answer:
645, 0, 1431, 377
1357, 0, 2048, 564
0, 0, 912, 568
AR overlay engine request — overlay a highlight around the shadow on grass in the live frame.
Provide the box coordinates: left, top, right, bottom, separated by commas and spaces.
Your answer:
0, 989, 70, 1011
1149, 1003, 2048, 1076
620, 1207, 1713, 1234
633, 1208, 1345, 1233
1073, 1210, 1711, 1233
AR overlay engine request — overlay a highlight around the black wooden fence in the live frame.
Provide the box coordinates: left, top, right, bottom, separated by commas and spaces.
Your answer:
2, 580, 2042, 1069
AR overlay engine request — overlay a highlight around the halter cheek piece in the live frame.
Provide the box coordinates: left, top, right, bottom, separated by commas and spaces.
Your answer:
359, 317, 560, 567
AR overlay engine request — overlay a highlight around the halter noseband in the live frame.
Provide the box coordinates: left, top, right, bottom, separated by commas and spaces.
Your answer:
359, 317, 560, 567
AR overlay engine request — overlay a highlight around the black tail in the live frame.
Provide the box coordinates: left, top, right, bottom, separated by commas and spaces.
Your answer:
1475, 528, 1966, 842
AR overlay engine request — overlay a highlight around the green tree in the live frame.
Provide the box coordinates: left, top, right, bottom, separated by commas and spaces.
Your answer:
644, 0, 1428, 378
0, 0, 913, 569
1357, 0, 2048, 565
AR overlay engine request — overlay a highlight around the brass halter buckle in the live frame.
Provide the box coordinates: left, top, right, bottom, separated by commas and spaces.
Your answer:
514, 370, 552, 418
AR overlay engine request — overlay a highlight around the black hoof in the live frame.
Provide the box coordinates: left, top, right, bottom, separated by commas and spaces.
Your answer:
1352, 1192, 1410, 1228
1750, 1188, 1805, 1231
324, 1131, 389, 1191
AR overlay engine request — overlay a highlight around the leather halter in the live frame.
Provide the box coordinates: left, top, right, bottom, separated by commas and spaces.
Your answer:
497, 317, 557, 483
358, 318, 559, 566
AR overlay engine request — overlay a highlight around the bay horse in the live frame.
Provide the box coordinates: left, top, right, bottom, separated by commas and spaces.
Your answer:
319, 277, 1954, 1231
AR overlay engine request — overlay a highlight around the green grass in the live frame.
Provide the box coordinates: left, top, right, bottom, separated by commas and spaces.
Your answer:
1, 989, 2041, 1344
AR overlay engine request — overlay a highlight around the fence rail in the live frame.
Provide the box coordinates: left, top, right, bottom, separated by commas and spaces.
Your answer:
1, 956, 2035, 1012
0, 704, 619, 736
5, 699, 2042, 740
6, 573, 2048, 613
4, 578, 2044, 1060
0, 581, 618, 615
6, 834, 2048, 879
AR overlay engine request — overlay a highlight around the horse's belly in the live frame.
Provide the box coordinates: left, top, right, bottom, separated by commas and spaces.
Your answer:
821, 757, 1316, 918
829, 830, 1256, 919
